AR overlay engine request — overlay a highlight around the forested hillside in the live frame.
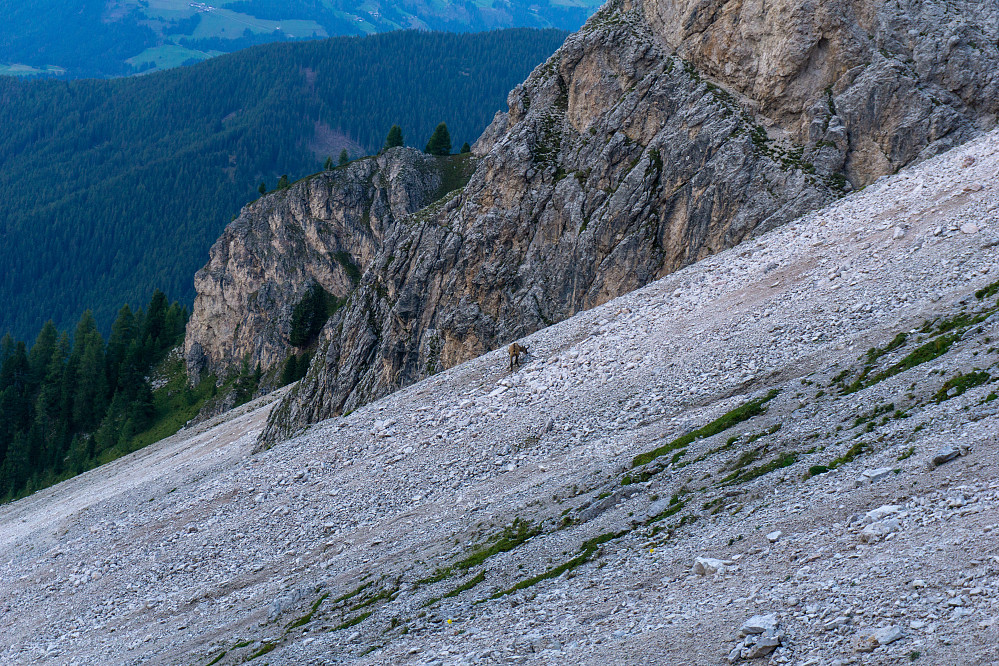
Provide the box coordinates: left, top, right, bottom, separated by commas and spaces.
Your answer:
0, 291, 192, 502
0, 28, 567, 341
0, 0, 597, 78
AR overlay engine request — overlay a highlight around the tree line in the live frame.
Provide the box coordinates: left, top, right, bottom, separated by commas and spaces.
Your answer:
0, 291, 187, 501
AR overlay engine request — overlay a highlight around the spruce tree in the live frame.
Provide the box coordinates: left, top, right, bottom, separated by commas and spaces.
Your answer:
28, 321, 58, 389
425, 123, 452, 156
338, 149, 349, 166
107, 304, 137, 391
460, 142, 471, 153
280, 354, 298, 386
277, 174, 290, 190
258, 181, 267, 195
143, 290, 168, 354
384, 125, 404, 150
324, 155, 333, 170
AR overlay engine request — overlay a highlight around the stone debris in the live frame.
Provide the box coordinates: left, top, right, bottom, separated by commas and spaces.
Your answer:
729, 614, 784, 662
2, 113, 999, 666
860, 518, 901, 543
855, 625, 904, 652
693, 556, 733, 575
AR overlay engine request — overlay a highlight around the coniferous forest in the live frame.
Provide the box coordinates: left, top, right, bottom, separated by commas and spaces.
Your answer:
0, 28, 567, 340
0, 291, 192, 502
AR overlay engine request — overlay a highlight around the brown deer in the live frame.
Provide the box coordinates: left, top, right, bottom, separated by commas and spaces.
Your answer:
508, 343, 528, 371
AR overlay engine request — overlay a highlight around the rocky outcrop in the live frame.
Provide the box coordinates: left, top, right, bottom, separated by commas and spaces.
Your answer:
256, 0, 997, 443
644, 0, 999, 185
183, 148, 471, 378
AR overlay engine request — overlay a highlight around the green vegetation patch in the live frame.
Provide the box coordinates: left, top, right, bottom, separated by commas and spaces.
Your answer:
205, 649, 227, 666
332, 581, 373, 605
975, 279, 999, 301
455, 518, 540, 571
841, 333, 961, 393
722, 452, 798, 485
934, 370, 991, 402
285, 592, 329, 632
828, 441, 868, 469
246, 641, 277, 660
332, 611, 373, 631
417, 519, 539, 586
349, 584, 398, 612
632, 390, 779, 468
423, 570, 486, 607
430, 153, 477, 202
647, 497, 686, 524
487, 530, 627, 600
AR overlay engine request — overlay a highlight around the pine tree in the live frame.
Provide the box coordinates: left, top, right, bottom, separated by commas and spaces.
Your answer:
258, 181, 267, 195
324, 155, 333, 170
2, 431, 31, 497
289, 284, 331, 348
69, 312, 108, 433
277, 174, 290, 190
143, 290, 168, 356
163, 301, 187, 348
338, 148, 349, 166
280, 354, 298, 386
28, 321, 58, 389
384, 124, 404, 150
33, 332, 69, 446
107, 304, 137, 391
425, 123, 452, 156
460, 142, 471, 153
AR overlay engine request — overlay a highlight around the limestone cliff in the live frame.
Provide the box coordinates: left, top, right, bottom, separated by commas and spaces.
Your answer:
247, 0, 997, 443
184, 148, 473, 378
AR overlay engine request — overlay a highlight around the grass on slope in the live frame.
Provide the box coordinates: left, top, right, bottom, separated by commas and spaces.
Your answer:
630, 389, 779, 468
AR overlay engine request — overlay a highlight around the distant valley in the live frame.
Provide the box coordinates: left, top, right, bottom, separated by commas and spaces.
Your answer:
0, 0, 600, 78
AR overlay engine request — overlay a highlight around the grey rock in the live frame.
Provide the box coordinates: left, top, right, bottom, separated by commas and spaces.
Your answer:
741, 614, 778, 635
864, 505, 901, 523
744, 633, 781, 659
183, 147, 467, 379
863, 467, 893, 483
857, 625, 904, 651
824, 616, 850, 631
860, 518, 901, 543
693, 557, 731, 575
933, 447, 962, 466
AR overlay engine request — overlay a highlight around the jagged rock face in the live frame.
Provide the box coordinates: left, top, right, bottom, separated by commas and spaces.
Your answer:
643, 0, 999, 185
183, 148, 451, 377
261, 0, 998, 443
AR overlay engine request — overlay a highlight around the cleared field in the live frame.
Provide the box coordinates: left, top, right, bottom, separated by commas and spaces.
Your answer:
0, 63, 67, 76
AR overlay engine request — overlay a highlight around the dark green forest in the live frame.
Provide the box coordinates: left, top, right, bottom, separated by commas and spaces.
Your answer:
0, 291, 192, 502
0, 28, 567, 340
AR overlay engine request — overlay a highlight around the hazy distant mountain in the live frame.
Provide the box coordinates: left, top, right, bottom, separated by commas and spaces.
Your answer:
0, 0, 600, 78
